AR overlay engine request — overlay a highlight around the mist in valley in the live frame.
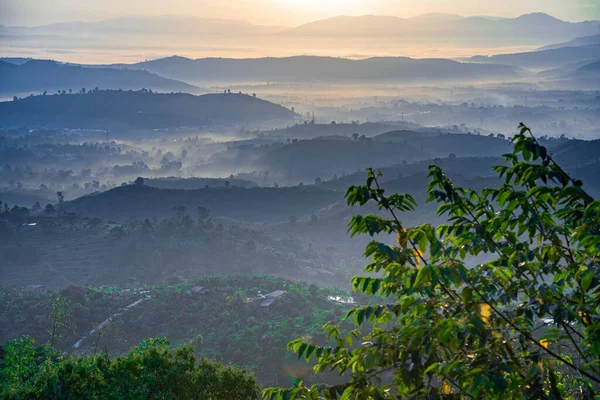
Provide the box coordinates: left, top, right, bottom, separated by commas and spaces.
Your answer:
1, 0, 600, 396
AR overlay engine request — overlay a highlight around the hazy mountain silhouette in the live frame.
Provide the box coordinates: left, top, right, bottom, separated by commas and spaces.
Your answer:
4, 13, 596, 59
467, 44, 600, 69
265, 122, 418, 139
279, 13, 600, 45
408, 13, 465, 23
255, 138, 423, 182
0, 60, 197, 93
537, 34, 600, 51
236, 132, 511, 183
0, 90, 296, 129
566, 61, 600, 82
5, 15, 285, 38
114, 55, 523, 83
536, 59, 599, 79
372, 131, 511, 157
575, 60, 600, 73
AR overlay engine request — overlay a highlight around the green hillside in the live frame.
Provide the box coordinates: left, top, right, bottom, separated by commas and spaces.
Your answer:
0, 276, 356, 387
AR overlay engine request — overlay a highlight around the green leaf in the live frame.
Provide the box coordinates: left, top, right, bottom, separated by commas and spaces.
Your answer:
581, 270, 594, 291
462, 287, 473, 304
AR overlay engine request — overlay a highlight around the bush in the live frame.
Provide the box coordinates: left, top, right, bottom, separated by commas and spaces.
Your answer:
0, 337, 260, 399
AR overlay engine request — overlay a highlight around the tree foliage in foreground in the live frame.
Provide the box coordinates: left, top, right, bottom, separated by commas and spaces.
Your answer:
265, 124, 600, 399
0, 337, 260, 399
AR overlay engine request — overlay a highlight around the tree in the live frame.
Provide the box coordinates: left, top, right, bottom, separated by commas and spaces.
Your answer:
48, 297, 74, 347
9, 205, 29, 221
56, 191, 64, 212
173, 205, 187, 223
0, 337, 260, 399
266, 124, 600, 399
197, 206, 211, 228
44, 204, 55, 215
134, 176, 145, 186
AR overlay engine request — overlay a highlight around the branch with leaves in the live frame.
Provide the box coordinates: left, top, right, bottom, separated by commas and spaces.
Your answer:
265, 124, 600, 399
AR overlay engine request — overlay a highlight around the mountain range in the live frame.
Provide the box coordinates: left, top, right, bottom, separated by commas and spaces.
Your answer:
537, 34, 600, 51
279, 13, 600, 45
4, 15, 284, 38
2, 12, 599, 49
467, 44, 600, 69
106, 55, 524, 84
1, 12, 599, 91
0, 59, 197, 93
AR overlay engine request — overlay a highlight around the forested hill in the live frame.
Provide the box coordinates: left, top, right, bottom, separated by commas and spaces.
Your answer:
0, 90, 297, 129
65, 184, 340, 223
0, 59, 197, 93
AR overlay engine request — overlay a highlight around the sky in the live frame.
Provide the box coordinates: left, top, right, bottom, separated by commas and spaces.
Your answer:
1, 0, 600, 27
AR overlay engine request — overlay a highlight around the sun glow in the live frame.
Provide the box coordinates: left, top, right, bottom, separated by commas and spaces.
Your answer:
274, 0, 362, 5
270, 0, 371, 17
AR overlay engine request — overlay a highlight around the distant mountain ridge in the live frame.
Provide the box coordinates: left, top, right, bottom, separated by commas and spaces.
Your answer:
467, 44, 600, 69
537, 34, 600, 51
5, 15, 285, 38
0, 59, 197, 93
107, 55, 524, 84
2, 12, 597, 53
536, 59, 599, 79
278, 12, 600, 45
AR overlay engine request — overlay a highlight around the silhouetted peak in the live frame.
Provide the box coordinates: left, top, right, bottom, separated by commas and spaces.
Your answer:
162, 55, 193, 61
514, 12, 562, 23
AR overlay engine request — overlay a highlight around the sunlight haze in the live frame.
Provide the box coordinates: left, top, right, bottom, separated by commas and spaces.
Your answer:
1, 0, 600, 397
1, 0, 599, 26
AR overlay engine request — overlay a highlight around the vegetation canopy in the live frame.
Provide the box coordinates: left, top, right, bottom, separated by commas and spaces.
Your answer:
0, 337, 260, 399
265, 124, 600, 399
